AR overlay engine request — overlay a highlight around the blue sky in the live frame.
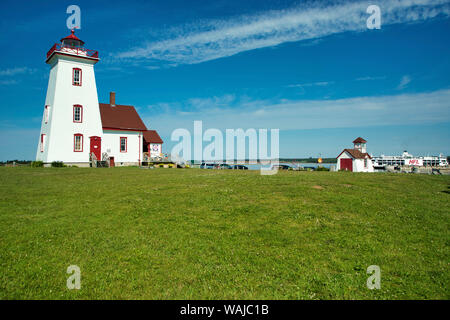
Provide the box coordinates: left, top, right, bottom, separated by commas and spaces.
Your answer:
0, 0, 449, 160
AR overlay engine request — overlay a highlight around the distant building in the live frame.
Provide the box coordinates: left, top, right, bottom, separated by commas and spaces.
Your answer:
336, 137, 374, 172
372, 151, 448, 167
36, 30, 163, 166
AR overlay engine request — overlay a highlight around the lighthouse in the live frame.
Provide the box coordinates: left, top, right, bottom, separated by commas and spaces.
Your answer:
36, 30, 103, 165
36, 30, 164, 167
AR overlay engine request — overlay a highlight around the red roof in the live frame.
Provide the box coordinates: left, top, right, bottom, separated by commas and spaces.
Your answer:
60, 29, 85, 45
353, 137, 367, 143
99, 103, 147, 131
337, 148, 372, 159
143, 130, 163, 144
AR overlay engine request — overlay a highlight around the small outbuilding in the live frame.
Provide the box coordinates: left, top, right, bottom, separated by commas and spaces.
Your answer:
336, 137, 374, 172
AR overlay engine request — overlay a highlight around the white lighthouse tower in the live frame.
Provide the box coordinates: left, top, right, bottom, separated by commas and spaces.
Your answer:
36, 30, 103, 165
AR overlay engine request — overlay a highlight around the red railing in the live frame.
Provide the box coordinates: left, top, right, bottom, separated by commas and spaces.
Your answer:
47, 43, 99, 59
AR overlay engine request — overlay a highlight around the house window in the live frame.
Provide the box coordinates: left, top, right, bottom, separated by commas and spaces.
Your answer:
73, 68, 82, 86
44, 105, 49, 124
40, 134, 46, 152
364, 158, 368, 168
73, 105, 83, 123
120, 137, 127, 152
74, 134, 83, 152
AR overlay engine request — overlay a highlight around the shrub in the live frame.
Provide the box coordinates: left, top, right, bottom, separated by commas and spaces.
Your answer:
159, 164, 164, 168
168, 164, 174, 168
51, 161, 64, 167
316, 166, 330, 171
31, 161, 44, 168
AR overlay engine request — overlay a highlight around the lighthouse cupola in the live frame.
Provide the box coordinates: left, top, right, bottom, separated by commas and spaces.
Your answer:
46, 29, 98, 63
353, 137, 367, 153
60, 29, 85, 48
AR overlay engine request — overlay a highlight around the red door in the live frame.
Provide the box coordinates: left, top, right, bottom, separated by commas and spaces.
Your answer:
340, 158, 353, 171
109, 157, 115, 167
90, 136, 101, 160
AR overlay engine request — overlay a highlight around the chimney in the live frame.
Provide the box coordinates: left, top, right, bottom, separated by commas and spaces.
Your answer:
110, 92, 116, 106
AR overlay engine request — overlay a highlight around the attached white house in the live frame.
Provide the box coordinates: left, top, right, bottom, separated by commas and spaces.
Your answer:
36, 30, 163, 166
336, 137, 374, 172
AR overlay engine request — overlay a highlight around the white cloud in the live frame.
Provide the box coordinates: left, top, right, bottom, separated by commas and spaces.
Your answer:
116, 0, 450, 66
355, 76, 387, 81
0, 67, 36, 76
145, 89, 450, 136
287, 81, 333, 88
0, 80, 19, 85
397, 75, 412, 90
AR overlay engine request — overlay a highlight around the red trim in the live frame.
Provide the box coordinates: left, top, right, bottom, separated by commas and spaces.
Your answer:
103, 127, 144, 132
73, 105, 83, 123
46, 51, 99, 63
40, 134, 45, 152
47, 43, 98, 59
72, 68, 82, 86
74, 133, 83, 152
120, 137, 127, 153
337, 148, 372, 160
337, 149, 350, 159
138, 133, 141, 165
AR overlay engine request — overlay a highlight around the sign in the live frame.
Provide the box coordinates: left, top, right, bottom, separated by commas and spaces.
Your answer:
405, 159, 423, 166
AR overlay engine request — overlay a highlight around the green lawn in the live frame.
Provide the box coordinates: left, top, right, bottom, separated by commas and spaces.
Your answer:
0, 167, 448, 299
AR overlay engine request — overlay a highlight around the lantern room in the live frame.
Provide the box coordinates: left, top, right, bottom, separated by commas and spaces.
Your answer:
60, 29, 85, 48
46, 29, 98, 62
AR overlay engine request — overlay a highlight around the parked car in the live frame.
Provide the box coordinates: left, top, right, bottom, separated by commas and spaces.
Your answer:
273, 164, 291, 170
200, 162, 216, 169
218, 164, 233, 169
233, 165, 248, 170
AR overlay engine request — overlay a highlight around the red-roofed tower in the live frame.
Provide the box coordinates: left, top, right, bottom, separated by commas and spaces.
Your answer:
36, 30, 103, 165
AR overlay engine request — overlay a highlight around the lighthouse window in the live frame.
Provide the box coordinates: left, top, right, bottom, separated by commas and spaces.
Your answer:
40, 134, 46, 152
73, 68, 82, 86
44, 105, 49, 123
120, 137, 127, 152
74, 134, 83, 152
73, 105, 82, 123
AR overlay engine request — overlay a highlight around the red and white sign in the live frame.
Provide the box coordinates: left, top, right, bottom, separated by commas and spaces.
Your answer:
405, 159, 423, 166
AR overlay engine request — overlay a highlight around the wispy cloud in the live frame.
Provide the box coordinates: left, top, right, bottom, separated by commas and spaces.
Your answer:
287, 81, 333, 88
147, 94, 238, 115
355, 76, 387, 81
0, 67, 36, 76
0, 80, 19, 85
115, 0, 450, 66
144, 89, 450, 135
397, 75, 412, 90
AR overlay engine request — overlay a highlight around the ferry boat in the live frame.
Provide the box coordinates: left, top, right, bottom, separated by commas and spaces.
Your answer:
372, 151, 448, 167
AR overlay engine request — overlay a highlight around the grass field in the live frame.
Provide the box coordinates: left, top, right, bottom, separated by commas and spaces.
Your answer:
0, 167, 448, 299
